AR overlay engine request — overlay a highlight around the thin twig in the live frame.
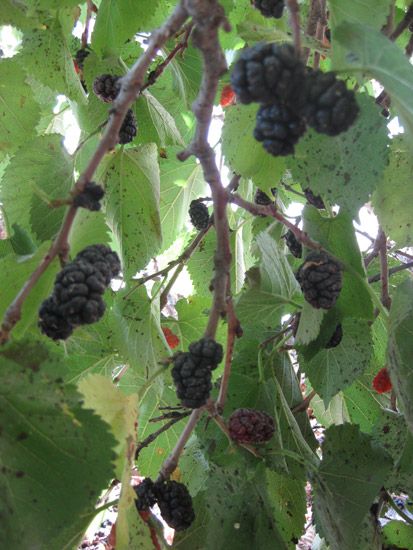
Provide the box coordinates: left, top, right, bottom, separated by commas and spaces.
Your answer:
158, 408, 204, 480
0, 1, 189, 344
389, 4, 413, 41
229, 192, 322, 251
141, 23, 193, 93
378, 228, 392, 310
304, 0, 322, 63
286, 0, 302, 55
135, 412, 190, 460
216, 281, 242, 413
81, 0, 94, 49
157, 0, 232, 480
312, 0, 326, 69
368, 260, 413, 284
292, 389, 317, 414
364, 228, 383, 268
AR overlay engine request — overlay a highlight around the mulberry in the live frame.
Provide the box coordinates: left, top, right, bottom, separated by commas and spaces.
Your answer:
252, 0, 284, 18
73, 182, 104, 211
284, 230, 302, 258
154, 480, 195, 531
74, 48, 90, 71
254, 102, 306, 156
118, 109, 137, 144
39, 245, 121, 340
172, 352, 212, 409
304, 188, 325, 209
189, 200, 210, 230
93, 74, 121, 103
188, 338, 223, 370
325, 324, 343, 348
230, 42, 306, 106
134, 478, 158, 511
296, 251, 342, 309
301, 70, 359, 136
228, 408, 275, 444
254, 188, 276, 206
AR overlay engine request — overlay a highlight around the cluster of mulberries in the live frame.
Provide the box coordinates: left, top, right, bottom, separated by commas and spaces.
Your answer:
38, 245, 121, 340
135, 478, 195, 531
172, 338, 223, 408
230, 42, 359, 159
93, 73, 137, 144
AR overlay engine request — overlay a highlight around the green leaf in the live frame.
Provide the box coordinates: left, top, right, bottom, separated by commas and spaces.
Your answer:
0, 59, 41, 156
222, 104, 286, 194
10, 224, 36, 255
313, 424, 392, 550
141, 90, 184, 147
388, 279, 413, 438
303, 207, 374, 320
0, 243, 59, 338
382, 521, 413, 549
159, 149, 205, 252
69, 210, 110, 252
112, 287, 167, 379
92, 0, 162, 56
304, 318, 373, 406
289, 95, 389, 215
329, 0, 393, 68
98, 145, 161, 278
19, 21, 85, 103
164, 296, 226, 352
0, 135, 74, 243
78, 374, 138, 479
295, 303, 325, 345
334, 21, 413, 148
0, 340, 116, 549
373, 144, 413, 247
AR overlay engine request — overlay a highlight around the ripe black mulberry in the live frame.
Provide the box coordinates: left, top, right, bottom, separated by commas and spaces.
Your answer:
189, 200, 210, 230
284, 230, 302, 258
254, 102, 306, 156
93, 74, 121, 103
301, 70, 359, 136
154, 480, 195, 531
230, 43, 306, 106
252, 0, 284, 18
325, 324, 343, 348
228, 408, 275, 444
134, 478, 158, 511
118, 109, 137, 144
73, 182, 104, 211
39, 245, 121, 340
188, 337, 223, 370
304, 188, 325, 209
296, 251, 342, 309
171, 352, 212, 409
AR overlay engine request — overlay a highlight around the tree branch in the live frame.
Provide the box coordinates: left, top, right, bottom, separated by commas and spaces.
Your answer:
378, 228, 392, 310
157, 0, 232, 480
81, 0, 94, 49
0, 2, 189, 344
368, 260, 413, 284
286, 0, 302, 55
135, 412, 190, 460
158, 408, 204, 480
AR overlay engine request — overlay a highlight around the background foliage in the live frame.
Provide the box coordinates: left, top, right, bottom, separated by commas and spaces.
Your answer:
1, 0, 413, 549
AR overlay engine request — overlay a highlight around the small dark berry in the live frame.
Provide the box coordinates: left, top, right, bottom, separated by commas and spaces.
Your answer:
304, 188, 325, 209
296, 251, 343, 309
189, 200, 210, 230
252, 0, 284, 18
284, 230, 302, 258
93, 74, 121, 103
73, 182, 105, 211
118, 109, 137, 144
154, 480, 195, 531
325, 324, 343, 348
134, 478, 158, 511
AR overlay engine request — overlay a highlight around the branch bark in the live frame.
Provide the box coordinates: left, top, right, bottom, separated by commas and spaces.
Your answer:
0, 2, 189, 344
